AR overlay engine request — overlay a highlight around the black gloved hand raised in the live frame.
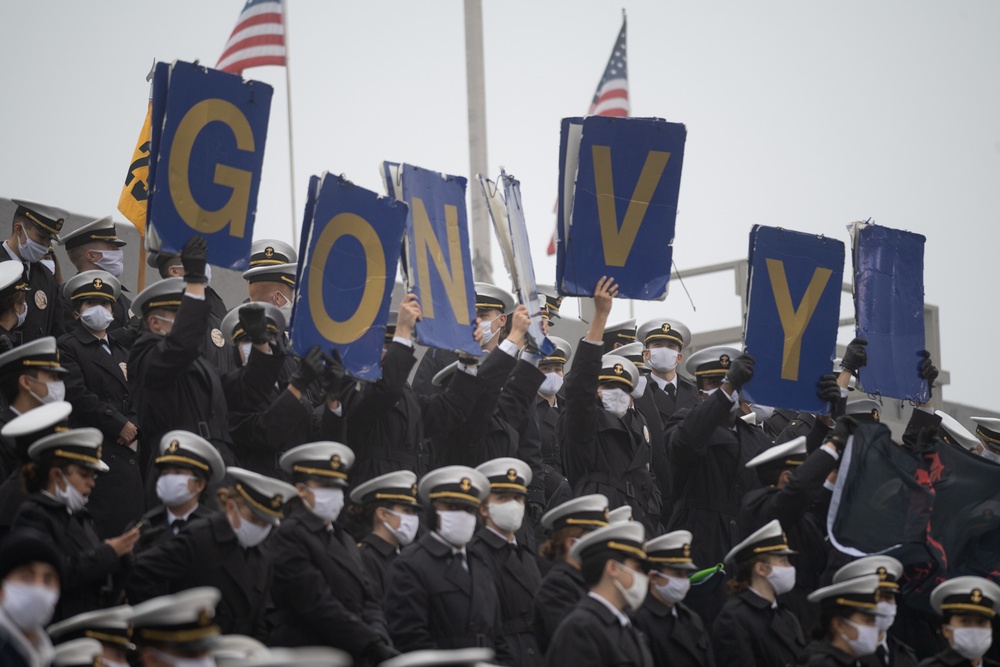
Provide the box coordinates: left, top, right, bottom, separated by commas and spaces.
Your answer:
238, 304, 271, 345
290, 345, 325, 393
321, 349, 346, 399
180, 235, 209, 284
840, 338, 868, 374
817, 374, 842, 404
826, 415, 859, 453
724, 354, 755, 390
918, 350, 939, 399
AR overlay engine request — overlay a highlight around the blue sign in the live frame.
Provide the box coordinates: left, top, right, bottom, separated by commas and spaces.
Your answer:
853, 223, 927, 402
149, 60, 272, 269
290, 173, 408, 381
557, 116, 686, 300
386, 162, 480, 357
743, 226, 844, 412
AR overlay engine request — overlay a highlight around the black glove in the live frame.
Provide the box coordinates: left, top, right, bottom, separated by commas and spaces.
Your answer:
320, 349, 346, 399
527, 501, 545, 527
918, 350, 939, 398
724, 354, 755, 390
180, 235, 209, 284
816, 374, 842, 404
840, 337, 868, 374
0, 334, 13, 354
364, 641, 400, 663
826, 415, 859, 453
290, 346, 325, 393
238, 304, 271, 345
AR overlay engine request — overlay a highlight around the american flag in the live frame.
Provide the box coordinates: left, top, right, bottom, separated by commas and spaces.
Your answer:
547, 17, 629, 255
216, 0, 286, 74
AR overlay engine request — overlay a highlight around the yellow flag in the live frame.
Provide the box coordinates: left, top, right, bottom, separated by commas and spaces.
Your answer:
116, 101, 152, 237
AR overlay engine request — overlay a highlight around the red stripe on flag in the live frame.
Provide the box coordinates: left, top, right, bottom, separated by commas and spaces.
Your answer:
219, 54, 286, 74
547, 232, 557, 256
233, 12, 283, 32
598, 108, 628, 117
596, 88, 628, 104
219, 34, 285, 63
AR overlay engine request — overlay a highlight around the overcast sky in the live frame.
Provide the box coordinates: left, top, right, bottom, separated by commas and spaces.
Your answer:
2, 1, 998, 408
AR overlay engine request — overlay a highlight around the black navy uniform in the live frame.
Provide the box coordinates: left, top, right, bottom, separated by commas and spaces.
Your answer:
358, 532, 399, 601
633, 594, 715, 667
532, 560, 587, 654
58, 323, 142, 538
711, 588, 805, 667
545, 594, 654, 667
1, 247, 62, 344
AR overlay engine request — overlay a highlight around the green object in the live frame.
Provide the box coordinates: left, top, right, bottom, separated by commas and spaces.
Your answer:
689, 563, 724, 585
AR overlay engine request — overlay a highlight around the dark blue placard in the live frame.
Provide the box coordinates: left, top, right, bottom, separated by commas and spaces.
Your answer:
854, 224, 927, 402
557, 116, 686, 299
397, 164, 480, 356
742, 226, 844, 412
289, 173, 408, 381
149, 60, 272, 269
146, 61, 171, 229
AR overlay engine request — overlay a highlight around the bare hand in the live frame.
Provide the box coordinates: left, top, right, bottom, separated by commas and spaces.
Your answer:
396, 293, 421, 338
506, 305, 531, 348
593, 276, 617, 317
105, 527, 141, 557
118, 422, 138, 446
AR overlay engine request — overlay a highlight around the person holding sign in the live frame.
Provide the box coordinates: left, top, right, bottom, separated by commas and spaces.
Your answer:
340, 293, 484, 487
661, 345, 770, 622
129, 236, 237, 481
559, 277, 661, 537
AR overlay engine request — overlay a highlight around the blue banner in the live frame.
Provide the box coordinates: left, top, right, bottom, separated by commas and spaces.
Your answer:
149, 60, 272, 269
557, 116, 686, 300
853, 223, 927, 402
290, 174, 408, 381
388, 163, 480, 356
743, 226, 844, 412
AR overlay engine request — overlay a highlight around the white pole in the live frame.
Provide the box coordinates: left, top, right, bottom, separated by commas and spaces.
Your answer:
464, 0, 493, 283
283, 0, 299, 246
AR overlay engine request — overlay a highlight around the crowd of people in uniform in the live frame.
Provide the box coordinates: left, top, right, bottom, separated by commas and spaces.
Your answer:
0, 199, 998, 667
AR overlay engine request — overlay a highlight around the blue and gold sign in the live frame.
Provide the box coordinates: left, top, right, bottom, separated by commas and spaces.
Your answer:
556, 116, 686, 300
149, 60, 272, 269
743, 226, 844, 412
853, 222, 927, 402
384, 162, 480, 357
290, 173, 408, 381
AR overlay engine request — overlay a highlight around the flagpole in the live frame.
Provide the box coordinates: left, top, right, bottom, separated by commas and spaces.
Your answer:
283, 0, 299, 246
464, 0, 493, 283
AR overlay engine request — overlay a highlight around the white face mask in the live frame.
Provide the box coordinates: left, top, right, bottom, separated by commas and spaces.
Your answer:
612, 563, 648, 612
654, 574, 691, 604
631, 375, 647, 399
307, 487, 345, 523
765, 564, 796, 595
600, 387, 631, 418
239, 341, 253, 365
479, 315, 501, 347
489, 500, 525, 533
203, 264, 213, 285
841, 618, 880, 657
539, 372, 563, 396
93, 249, 124, 278
875, 600, 897, 633
384, 509, 419, 546
750, 404, 775, 422
14, 303, 27, 328
55, 470, 88, 512
980, 448, 1000, 464
437, 509, 478, 547
80, 304, 114, 332
951, 626, 993, 661
150, 648, 215, 667
17, 229, 50, 264
230, 505, 272, 548
0, 582, 59, 630
156, 473, 197, 508
647, 347, 679, 373
40, 259, 55, 275
28, 377, 66, 405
